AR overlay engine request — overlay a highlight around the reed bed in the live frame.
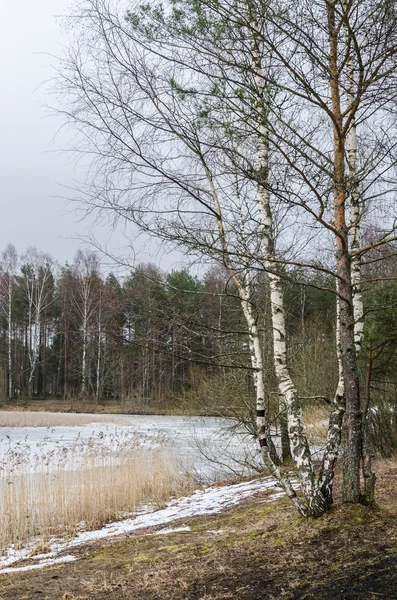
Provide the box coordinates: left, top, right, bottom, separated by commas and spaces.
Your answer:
0, 410, 133, 428
303, 404, 329, 445
0, 430, 193, 554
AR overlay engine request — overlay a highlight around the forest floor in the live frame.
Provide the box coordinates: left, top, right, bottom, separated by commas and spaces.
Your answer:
1, 461, 396, 600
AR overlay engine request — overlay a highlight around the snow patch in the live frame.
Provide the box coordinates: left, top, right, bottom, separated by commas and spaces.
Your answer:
154, 526, 191, 535
0, 477, 283, 574
0, 555, 77, 574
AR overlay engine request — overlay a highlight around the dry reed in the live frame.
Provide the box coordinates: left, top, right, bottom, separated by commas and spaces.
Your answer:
303, 404, 329, 445
0, 431, 192, 554
0, 410, 133, 428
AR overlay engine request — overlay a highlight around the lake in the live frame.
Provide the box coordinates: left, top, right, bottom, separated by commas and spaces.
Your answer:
0, 414, 261, 482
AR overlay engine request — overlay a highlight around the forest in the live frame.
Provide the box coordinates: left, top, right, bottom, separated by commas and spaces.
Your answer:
1, 244, 396, 439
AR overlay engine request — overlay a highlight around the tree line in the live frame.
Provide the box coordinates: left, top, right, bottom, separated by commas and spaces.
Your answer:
1, 243, 395, 420
0, 244, 230, 403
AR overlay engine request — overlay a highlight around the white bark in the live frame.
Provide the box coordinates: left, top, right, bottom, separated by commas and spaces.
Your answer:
72, 250, 100, 399
202, 164, 284, 469
317, 288, 345, 502
8, 278, 12, 399
344, 2, 364, 355
344, 5, 375, 500
96, 294, 102, 401
81, 299, 88, 397
250, 17, 318, 512
240, 282, 270, 450
1, 245, 18, 399
22, 250, 54, 397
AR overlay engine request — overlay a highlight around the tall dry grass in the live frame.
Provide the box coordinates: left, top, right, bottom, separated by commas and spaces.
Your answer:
0, 433, 192, 554
0, 410, 133, 428
303, 404, 329, 446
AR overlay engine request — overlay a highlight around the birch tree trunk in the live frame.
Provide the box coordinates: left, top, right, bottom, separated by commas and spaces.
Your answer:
26, 278, 35, 397
1, 244, 18, 399
7, 275, 13, 399
345, 29, 364, 357
72, 250, 100, 400
327, 0, 362, 503
317, 289, 345, 505
202, 166, 307, 516
96, 294, 102, 402
240, 282, 279, 466
249, 13, 325, 516
249, 7, 292, 464
343, 2, 375, 502
203, 165, 278, 462
362, 350, 375, 502
81, 299, 88, 397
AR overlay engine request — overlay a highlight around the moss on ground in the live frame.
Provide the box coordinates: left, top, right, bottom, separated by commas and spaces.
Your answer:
1, 462, 397, 599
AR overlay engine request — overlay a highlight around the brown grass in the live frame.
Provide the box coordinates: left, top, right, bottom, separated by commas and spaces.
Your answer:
0, 440, 192, 554
1, 461, 397, 600
303, 403, 330, 445
0, 410, 134, 428
0, 398, 171, 416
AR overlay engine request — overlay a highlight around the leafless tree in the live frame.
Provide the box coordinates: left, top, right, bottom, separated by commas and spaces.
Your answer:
21, 248, 56, 397
55, 0, 397, 512
71, 249, 101, 397
0, 244, 18, 399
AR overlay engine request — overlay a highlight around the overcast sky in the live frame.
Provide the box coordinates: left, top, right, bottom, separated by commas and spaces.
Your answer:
0, 0, 185, 273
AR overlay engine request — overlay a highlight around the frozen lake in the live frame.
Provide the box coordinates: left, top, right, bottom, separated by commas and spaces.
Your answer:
0, 414, 261, 482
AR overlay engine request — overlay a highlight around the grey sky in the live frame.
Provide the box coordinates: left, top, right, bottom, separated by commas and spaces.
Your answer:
0, 0, 184, 272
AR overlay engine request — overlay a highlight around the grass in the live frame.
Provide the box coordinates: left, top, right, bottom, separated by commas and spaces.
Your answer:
0, 410, 134, 427
0, 398, 172, 416
0, 430, 193, 553
1, 461, 397, 599
303, 404, 329, 445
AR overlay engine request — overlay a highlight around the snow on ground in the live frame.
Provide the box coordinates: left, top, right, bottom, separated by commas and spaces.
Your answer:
0, 555, 77, 575
155, 526, 191, 535
0, 476, 285, 574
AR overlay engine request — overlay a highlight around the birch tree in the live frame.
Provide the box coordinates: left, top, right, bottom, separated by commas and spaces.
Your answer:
0, 244, 18, 399
71, 250, 101, 398
256, 0, 397, 503
55, 0, 327, 514
56, 0, 397, 512
21, 249, 55, 397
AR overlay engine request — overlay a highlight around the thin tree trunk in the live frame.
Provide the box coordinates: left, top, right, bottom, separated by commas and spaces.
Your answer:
8, 276, 12, 399
344, 3, 364, 357
63, 300, 68, 400
96, 296, 102, 402
81, 304, 88, 397
327, 0, 362, 503
240, 282, 279, 465
42, 312, 47, 397
362, 350, 376, 503
317, 290, 345, 504
343, 1, 375, 501
250, 13, 320, 513
203, 152, 307, 515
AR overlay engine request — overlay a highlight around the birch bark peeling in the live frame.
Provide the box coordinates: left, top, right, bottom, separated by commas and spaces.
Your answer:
202, 164, 278, 465
250, 13, 320, 514
344, 3, 364, 356
317, 291, 345, 504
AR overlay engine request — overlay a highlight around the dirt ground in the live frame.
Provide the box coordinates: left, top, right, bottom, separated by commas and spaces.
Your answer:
1, 462, 397, 600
